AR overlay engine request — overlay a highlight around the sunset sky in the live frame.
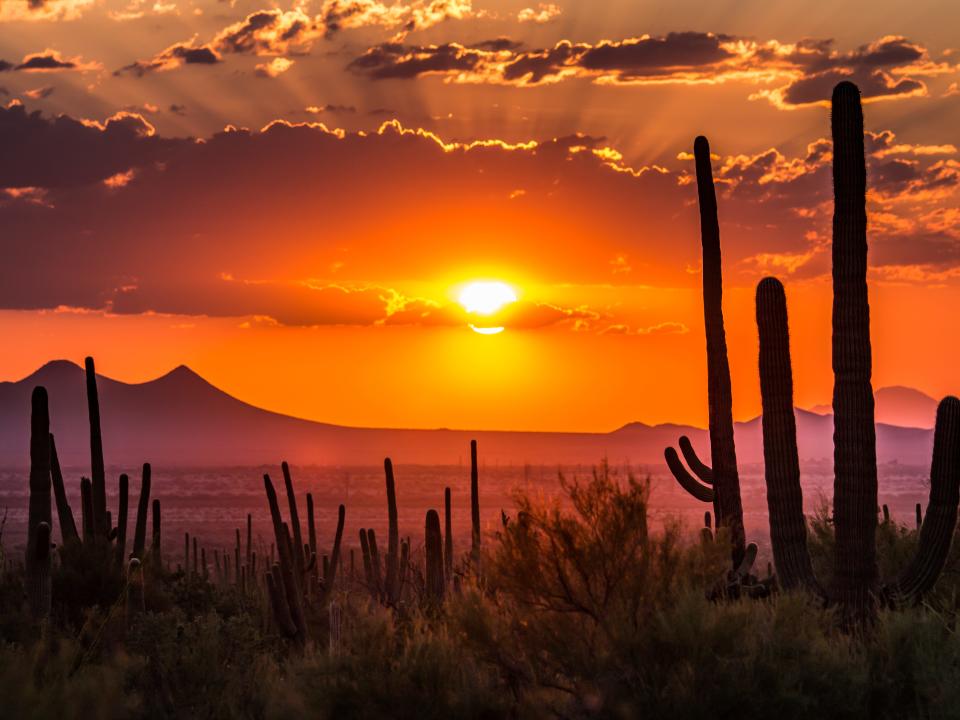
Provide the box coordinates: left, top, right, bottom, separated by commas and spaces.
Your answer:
2, 0, 959, 432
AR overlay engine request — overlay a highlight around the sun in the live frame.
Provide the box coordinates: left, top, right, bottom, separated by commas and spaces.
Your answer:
458, 281, 517, 335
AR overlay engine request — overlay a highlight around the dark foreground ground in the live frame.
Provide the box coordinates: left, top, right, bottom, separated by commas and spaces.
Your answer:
2, 464, 958, 720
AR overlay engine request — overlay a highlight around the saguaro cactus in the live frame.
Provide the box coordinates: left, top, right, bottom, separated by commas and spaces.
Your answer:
830, 81, 879, 619
263, 473, 308, 645
81, 477, 94, 542
323, 504, 345, 597
115, 473, 129, 565
664, 136, 746, 565
281, 462, 306, 577
132, 464, 151, 560
85, 357, 107, 539
444, 486, 453, 581
49, 434, 79, 545
27, 387, 52, 617
425, 509, 444, 604
756, 278, 822, 595
885, 398, 960, 604
470, 439, 481, 568
384, 458, 400, 604
756, 81, 960, 621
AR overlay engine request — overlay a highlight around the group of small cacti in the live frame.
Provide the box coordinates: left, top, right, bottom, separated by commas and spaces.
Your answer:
25, 357, 160, 624
666, 81, 960, 624
256, 440, 484, 644
20, 354, 488, 643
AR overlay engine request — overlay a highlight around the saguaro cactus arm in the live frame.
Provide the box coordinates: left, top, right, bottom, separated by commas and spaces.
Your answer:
678, 436, 713, 484
664, 447, 714, 503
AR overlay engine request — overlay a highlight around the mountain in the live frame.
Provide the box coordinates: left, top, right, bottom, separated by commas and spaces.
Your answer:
810, 386, 939, 429
874, 386, 938, 429
0, 360, 936, 469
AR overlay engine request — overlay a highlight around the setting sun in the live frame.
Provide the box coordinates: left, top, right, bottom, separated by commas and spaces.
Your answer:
458, 281, 518, 335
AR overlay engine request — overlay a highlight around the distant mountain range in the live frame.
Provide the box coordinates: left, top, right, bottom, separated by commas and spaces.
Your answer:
0, 360, 938, 469
809, 385, 938, 429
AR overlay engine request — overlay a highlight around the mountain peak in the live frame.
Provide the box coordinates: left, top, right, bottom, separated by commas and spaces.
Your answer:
15, 359, 84, 386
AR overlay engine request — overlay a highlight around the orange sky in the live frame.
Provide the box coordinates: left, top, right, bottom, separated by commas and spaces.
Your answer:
1, 0, 959, 431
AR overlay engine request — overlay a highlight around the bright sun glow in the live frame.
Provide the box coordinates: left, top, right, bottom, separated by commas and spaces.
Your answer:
458, 281, 517, 335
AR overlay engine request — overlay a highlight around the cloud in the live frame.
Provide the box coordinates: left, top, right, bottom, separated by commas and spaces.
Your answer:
24, 86, 55, 99
0, 49, 99, 73
348, 32, 956, 109
116, 40, 221, 76
0, 103, 174, 188
517, 4, 561, 23
319, 0, 476, 39
306, 104, 358, 114
0, 0, 95, 22
0, 105, 957, 325
255, 57, 294, 78
600, 321, 689, 336
119, 0, 484, 75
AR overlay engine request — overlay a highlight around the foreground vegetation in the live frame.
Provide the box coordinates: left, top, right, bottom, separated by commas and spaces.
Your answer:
5, 465, 960, 719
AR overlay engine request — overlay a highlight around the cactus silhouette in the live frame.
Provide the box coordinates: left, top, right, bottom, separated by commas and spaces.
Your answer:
384, 458, 400, 604
115, 473, 129, 565
84, 357, 107, 539
755, 278, 822, 595
425, 509, 444, 604
444, 486, 453, 582
756, 80, 960, 622
132, 464, 151, 560
49, 434, 80, 545
263, 472, 308, 645
323, 504, 346, 598
470, 439, 481, 569
27, 387, 52, 618
281, 462, 306, 577
663, 136, 746, 567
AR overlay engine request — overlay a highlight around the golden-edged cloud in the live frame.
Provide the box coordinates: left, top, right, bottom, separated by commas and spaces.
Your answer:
348, 33, 957, 109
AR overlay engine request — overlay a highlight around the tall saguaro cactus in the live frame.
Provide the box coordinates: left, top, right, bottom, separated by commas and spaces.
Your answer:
756, 81, 960, 622
85, 356, 107, 539
27, 387, 52, 617
664, 136, 746, 566
830, 81, 879, 617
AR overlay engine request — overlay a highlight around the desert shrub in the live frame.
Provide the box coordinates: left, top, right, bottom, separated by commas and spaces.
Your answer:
264, 594, 513, 720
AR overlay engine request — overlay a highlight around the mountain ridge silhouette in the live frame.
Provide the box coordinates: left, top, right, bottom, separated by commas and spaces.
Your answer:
0, 360, 937, 468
